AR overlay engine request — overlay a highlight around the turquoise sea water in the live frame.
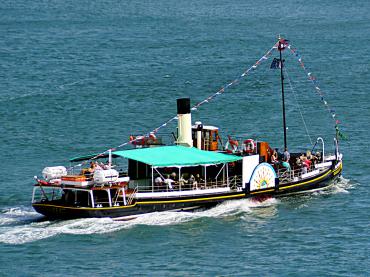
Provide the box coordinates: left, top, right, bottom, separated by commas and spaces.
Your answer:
1, 0, 369, 276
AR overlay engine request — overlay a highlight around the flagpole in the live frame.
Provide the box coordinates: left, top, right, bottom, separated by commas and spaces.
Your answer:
279, 37, 288, 150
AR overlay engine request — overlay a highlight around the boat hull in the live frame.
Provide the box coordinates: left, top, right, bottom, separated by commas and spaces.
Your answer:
32, 162, 342, 220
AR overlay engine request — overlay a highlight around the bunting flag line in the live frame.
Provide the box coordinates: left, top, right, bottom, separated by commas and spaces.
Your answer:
69, 40, 280, 169
285, 41, 346, 139
69, 38, 346, 170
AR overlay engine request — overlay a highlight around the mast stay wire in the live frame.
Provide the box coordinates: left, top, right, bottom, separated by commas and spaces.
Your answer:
284, 67, 313, 146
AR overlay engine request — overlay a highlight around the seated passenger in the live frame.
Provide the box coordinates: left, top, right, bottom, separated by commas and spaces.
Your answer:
99, 162, 110, 170
170, 172, 177, 181
164, 175, 174, 191
94, 162, 103, 170
90, 161, 96, 169
189, 175, 197, 190
311, 151, 321, 164
178, 174, 187, 189
154, 176, 163, 191
195, 174, 205, 189
306, 150, 313, 161
304, 156, 312, 170
300, 155, 311, 174
300, 156, 308, 174
270, 150, 279, 166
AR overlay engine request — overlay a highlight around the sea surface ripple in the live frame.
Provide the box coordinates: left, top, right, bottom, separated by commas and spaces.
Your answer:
0, 0, 369, 276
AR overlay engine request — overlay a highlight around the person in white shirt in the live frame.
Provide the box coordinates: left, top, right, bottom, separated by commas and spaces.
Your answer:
164, 175, 174, 191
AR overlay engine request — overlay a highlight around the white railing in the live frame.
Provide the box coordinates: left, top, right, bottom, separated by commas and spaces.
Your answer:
136, 175, 242, 193
277, 162, 331, 184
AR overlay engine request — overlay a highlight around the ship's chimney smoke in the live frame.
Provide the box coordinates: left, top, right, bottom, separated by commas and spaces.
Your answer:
176, 98, 193, 147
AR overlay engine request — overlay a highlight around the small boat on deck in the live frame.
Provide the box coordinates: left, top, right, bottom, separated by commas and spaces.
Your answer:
32, 38, 343, 220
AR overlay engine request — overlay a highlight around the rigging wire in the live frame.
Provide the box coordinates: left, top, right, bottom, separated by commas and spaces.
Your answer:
284, 67, 313, 145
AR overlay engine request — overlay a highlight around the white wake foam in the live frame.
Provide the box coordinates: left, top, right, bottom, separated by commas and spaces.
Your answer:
0, 198, 278, 245
0, 177, 353, 245
312, 176, 355, 196
0, 207, 43, 226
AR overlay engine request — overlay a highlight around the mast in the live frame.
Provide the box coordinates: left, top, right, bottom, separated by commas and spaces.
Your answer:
278, 37, 287, 150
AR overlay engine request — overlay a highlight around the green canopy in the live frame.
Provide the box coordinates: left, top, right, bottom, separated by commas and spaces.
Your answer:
113, 145, 241, 167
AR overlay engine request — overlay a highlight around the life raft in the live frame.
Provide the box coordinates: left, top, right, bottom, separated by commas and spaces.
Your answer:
225, 136, 239, 153
130, 135, 145, 146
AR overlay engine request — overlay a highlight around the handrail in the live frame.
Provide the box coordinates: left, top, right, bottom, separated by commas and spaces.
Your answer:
137, 175, 242, 193
277, 161, 331, 184
317, 137, 325, 162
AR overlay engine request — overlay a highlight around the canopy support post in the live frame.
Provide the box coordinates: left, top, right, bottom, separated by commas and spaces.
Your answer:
179, 167, 181, 191
90, 191, 95, 208
122, 188, 127, 205
107, 189, 112, 207
151, 166, 154, 192
226, 163, 229, 187
204, 165, 207, 189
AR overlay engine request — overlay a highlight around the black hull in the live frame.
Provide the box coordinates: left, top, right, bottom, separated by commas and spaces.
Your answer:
33, 163, 342, 220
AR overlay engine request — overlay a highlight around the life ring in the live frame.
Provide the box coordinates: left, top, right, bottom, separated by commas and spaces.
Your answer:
243, 139, 256, 154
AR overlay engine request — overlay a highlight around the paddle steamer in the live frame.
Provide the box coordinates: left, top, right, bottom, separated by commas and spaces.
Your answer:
32, 38, 343, 220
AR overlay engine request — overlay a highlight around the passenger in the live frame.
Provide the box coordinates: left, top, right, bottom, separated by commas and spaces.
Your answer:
154, 176, 163, 191
304, 156, 312, 170
295, 157, 302, 169
306, 150, 313, 160
170, 172, 177, 181
195, 174, 204, 189
81, 162, 97, 178
88, 162, 96, 173
178, 174, 187, 190
189, 174, 197, 189
282, 160, 291, 171
300, 155, 312, 174
164, 175, 174, 191
94, 162, 103, 170
270, 150, 279, 166
283, 148, 290, 163
99, 162, 111, 170
312, 151, 321, 164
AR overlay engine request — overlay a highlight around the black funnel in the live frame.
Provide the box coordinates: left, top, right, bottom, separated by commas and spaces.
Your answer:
177, 98, 190, 114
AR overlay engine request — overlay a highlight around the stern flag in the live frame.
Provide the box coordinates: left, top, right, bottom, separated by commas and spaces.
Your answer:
336, 125, 348, 140
270, 58, 283, 69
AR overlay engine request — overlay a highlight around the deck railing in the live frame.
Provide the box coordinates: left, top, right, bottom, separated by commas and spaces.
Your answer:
127, 186, 138, 205
135, 175, 243, 193
277, 163, 330, 184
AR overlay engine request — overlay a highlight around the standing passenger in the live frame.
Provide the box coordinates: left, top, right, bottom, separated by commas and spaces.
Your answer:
283, 148, 290, 163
